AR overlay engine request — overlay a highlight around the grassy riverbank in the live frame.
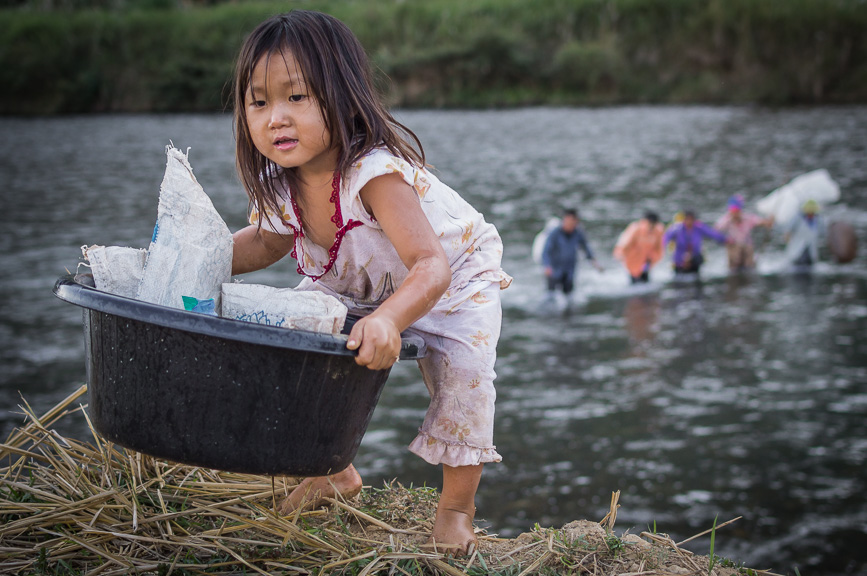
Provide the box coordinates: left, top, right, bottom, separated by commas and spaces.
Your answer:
0, 387, 765, 575
1, 0, 865, 113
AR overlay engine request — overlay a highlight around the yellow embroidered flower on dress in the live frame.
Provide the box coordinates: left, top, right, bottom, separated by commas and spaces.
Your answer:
470, 330, 490, 347
471, 292, 490, 304
461, 221, 474, 244
438, 418, 470, 442
385, 158, 408, 176
414, 173, 431, 199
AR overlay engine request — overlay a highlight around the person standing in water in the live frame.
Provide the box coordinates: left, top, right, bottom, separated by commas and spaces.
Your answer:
784, 199, 823, 267
541, 208, 603, 298
714, 195, 773, 272
229, 10, 510, 555
613, 210, 665, 283
663, 209, 728, 275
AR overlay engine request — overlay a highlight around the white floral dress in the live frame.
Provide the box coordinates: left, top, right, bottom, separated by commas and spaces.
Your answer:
250, 149, 511, 467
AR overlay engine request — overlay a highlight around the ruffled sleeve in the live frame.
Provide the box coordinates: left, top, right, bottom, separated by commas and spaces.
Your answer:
342, 151, 429, 227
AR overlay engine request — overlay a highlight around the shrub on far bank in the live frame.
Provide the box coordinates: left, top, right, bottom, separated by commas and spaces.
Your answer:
1, 0, 865, 115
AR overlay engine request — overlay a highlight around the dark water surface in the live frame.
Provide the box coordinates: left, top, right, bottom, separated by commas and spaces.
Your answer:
1, 107, 866, 574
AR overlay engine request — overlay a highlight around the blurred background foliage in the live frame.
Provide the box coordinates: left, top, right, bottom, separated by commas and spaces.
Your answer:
1, 0, 865, 114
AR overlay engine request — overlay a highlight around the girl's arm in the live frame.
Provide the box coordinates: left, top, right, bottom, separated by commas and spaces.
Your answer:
349, 173, 451, 370
231, 225, 294, 275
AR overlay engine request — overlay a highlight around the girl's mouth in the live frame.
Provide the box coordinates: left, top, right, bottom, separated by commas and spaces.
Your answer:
274, 137, 298, 150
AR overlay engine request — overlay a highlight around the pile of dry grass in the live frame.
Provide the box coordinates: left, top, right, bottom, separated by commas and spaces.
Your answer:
1, 386, 775, 575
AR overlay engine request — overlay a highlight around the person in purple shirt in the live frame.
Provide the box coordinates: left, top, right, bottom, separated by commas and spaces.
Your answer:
663, 210, 729, 275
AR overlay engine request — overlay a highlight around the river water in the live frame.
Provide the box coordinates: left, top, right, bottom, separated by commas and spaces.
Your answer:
1, 107, 865, 574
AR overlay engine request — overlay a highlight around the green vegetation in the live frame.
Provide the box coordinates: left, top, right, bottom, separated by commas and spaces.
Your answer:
1, 0, 865, 114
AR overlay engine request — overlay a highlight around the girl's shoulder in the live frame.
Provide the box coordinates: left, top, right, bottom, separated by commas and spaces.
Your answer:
345, 147, 434, 202
348, 148, 423, 183
342, 148, 430, 226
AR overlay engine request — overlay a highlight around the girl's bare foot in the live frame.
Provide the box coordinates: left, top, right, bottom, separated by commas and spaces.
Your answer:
427, 463, 483, 556
430, 504, 477, 556
278, 464, 362, 515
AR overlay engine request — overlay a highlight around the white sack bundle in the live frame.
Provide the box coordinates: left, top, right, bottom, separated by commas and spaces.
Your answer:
81, 244, 147, 298
221, 283, 348, 335
136, 145, 233, 312
756, 168, 840, 226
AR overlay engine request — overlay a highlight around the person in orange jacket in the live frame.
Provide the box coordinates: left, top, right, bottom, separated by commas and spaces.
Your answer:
613, 211, 665, 283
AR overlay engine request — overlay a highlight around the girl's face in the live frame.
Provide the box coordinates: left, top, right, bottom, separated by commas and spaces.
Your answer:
244, 49, 336, 176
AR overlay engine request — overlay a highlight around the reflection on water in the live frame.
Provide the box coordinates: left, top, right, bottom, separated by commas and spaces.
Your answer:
1, 107, 866, 575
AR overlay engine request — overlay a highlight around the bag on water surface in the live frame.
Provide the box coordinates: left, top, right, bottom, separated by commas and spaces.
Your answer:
136, 145, 233, 313
81, 244, 147, 298
221, 283, 348, 335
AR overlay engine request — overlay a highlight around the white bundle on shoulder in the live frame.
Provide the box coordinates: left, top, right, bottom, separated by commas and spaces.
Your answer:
222, 283, 348, 335
136, 145, 233, 312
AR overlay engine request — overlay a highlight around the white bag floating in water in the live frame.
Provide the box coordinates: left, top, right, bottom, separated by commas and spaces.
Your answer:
756, 169, 840, 225
81, 244, 147, 298
136, 145, 233, 312
222, 283, 348, 335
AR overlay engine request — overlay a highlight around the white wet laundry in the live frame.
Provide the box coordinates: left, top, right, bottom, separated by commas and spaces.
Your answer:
221, 282, 347, 335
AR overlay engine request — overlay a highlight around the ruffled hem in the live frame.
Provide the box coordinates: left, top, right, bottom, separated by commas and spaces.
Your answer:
408, 430, 502, 467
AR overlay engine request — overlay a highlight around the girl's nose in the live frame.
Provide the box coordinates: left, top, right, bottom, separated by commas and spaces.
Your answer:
268, 102, 291, 128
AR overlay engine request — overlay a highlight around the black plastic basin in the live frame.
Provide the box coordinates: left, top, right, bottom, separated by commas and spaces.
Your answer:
53, 274, 425, 476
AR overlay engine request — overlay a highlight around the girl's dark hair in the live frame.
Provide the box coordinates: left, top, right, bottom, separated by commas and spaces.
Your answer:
232, 10, 425, 222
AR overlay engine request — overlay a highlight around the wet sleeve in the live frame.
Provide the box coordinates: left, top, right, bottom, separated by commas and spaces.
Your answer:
343, 151, 425, 228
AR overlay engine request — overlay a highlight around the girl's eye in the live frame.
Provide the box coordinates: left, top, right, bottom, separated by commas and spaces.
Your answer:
288, 94, 306, 103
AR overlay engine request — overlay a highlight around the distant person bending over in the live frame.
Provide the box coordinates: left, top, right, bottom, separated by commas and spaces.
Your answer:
541, 208, 603, 298
663, 209, 728, 275
714, 195, 773, 272
613, 210, 665, 283
784, 199, 823, 267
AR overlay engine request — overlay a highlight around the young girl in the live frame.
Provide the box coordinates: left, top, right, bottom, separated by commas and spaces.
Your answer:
229, 10, 510, 554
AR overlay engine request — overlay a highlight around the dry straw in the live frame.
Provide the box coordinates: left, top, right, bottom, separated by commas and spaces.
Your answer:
2, 386, 775, 575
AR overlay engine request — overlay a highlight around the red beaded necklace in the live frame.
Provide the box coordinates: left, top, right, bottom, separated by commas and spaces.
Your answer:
287, 172, 363, 282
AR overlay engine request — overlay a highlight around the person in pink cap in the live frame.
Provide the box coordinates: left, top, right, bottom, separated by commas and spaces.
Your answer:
714, 195, 773, 271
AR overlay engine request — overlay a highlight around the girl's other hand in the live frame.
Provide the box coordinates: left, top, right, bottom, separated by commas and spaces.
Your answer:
346, 313, 402, 370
